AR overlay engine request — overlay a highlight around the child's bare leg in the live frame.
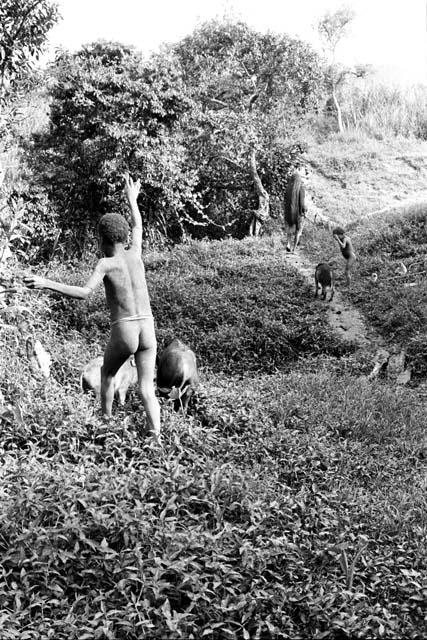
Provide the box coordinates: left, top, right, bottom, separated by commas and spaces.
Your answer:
101, 336, 132, 418
293, 219, 305, 251
286, 226, 294, 252
345, 257, 355, 290
134, 345, 161, 439
101, 373, 115, 418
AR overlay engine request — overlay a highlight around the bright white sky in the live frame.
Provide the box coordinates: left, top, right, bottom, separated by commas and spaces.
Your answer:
44, 0, 427, 85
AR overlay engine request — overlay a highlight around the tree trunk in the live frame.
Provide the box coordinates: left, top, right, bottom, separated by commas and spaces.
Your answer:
248, 147, 269, 237
332, 85, 344, 134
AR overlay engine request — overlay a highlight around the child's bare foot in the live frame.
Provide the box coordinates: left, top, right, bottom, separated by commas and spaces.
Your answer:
146, 429, 162, 447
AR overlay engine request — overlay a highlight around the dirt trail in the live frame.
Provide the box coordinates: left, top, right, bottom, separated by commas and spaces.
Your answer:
288, 188, 427, 351
284, 250, 384, 349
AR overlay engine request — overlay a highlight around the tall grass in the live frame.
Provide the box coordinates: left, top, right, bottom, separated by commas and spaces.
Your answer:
342, 82, 427, 140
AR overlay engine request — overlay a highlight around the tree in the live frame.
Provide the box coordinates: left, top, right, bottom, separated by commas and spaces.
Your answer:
0, 0, 59, 229
317, 6, 366, 133
0, 1, 59, 270
30, 42, 201, 250
173, 20, 322, 236
0, 0, 59, 99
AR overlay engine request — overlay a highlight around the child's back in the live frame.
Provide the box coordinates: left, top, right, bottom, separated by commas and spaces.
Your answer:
102, 249, 152, 323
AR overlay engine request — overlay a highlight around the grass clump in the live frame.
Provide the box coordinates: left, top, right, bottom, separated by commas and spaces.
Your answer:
304, 133, 427, 226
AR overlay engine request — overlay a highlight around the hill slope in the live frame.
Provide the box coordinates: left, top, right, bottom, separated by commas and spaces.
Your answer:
300, 133, 427, 379
304, 133, 427, 225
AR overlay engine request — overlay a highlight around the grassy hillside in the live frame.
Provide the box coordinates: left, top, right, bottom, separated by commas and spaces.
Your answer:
0, 236, 426, 639
304, 132, 427, 226
302, 138, 427, 378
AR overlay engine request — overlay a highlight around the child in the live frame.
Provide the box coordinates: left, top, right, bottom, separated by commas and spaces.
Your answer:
332, 226, 356, 290
24, 173, 161, 440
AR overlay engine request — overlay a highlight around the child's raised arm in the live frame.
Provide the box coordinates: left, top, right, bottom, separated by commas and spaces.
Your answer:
123, 172, 142, 251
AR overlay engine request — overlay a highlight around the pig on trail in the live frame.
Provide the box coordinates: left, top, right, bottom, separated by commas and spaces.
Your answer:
156, 339, 199, 414
315, 263, 335, 301
80, 355, 137, 405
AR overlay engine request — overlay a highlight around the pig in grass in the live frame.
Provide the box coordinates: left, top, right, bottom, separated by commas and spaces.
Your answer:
80, 355, 137, 405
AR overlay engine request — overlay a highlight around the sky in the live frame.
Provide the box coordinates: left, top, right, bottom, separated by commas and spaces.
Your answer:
43, 0, 427, 85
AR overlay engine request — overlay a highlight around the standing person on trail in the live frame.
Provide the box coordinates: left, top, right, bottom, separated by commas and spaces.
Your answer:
24, 173, 161, 441
332, 226, 356, 290
284, 167, 308, 253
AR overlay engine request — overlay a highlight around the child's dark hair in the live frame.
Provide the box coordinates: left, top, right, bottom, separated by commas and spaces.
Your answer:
333, 226, 345, 236
98, 213, 129, 244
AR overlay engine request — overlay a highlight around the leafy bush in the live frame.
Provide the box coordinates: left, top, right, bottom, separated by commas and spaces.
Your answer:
173, 20, 323, 238
5, 185, 61, 262
29, 42, 200, 249
24, 22, 324, 250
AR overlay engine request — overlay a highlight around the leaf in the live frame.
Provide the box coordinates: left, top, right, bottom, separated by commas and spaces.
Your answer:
169, 386, 181, 400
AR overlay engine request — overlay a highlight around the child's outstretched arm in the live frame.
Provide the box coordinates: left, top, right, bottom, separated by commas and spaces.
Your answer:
123, 172, 142, 251
24, 261, 106, 299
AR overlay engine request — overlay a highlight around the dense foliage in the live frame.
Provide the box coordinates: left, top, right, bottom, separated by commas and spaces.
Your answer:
0, 237, 425, 638
0, 0, 59, 269
25, 22, 323, 249
29, 42, 200, 249
173, 21, 323, 235
0, 0, 59, 99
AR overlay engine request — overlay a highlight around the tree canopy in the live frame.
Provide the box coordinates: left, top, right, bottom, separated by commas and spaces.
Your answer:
27, 21, 323, 248
0, 0, 59, 98
172, 20, 322, 235
31, 42, 201, 247
316, 6, 370, 133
